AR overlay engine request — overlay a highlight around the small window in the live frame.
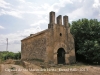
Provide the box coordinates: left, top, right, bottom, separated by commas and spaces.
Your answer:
60, 33, 62, 36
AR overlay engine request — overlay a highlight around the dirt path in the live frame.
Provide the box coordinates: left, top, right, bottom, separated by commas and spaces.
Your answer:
0, 64, 33, 75
0, 64, 100, 75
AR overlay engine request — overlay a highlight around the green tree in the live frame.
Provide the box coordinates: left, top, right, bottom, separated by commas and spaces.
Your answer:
70, 18, 100, 64
14, 52, 21, 60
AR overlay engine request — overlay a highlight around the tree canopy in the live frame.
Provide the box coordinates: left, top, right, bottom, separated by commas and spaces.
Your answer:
70, 18, 100, 64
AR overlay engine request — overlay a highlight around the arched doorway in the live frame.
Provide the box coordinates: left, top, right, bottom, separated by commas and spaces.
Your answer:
57, 48, 65, 64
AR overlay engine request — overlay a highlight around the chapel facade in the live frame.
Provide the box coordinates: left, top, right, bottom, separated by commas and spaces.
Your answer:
21, 11, 76, 64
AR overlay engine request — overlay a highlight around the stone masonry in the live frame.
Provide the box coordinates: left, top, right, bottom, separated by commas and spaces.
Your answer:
21, 11, 76, 64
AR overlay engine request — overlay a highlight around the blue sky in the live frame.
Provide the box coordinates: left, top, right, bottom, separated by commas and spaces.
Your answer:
0, 0, 100, 52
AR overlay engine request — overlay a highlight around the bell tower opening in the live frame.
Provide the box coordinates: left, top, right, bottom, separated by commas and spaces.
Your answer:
57, 48, 65, 64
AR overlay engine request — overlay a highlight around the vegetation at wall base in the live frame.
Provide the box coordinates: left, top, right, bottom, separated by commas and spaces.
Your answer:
0, 51, 21, 61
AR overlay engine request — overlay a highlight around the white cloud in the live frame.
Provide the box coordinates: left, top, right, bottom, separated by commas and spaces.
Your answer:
0, 0, 11, 8
63, 0, 100, 21
0, 0, 48, 18
93, 0, 100, 8
41, 3, 50, 9
0, 9, 23, 18
0, 0, 99, 21
0, 44, 21, 52
0, 0, 74, 18
0, 25, 42, 52
23, 26, 42, 36
68, 7, 85, 20
30, 20, 48, 26
59, 0, 73, 4
0, 0, 100, 52
47, 0, 73, 12
0, 25, 5, 29
6, 10, 22, 18
18, 0, 25, 3
0, 0, 23, 18
0, 25, 42, 45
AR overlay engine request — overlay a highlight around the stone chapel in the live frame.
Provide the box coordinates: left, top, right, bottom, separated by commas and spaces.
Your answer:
21, 11, 76, 64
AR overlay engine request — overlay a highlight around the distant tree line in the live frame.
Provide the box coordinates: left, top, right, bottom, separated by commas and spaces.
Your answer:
70, 18, 100, 64
0, 51, 21, 60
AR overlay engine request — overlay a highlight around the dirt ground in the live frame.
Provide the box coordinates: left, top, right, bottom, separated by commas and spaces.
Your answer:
0, 63, 100, 75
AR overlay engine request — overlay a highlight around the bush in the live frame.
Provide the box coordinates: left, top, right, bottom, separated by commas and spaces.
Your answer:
70, 18, 100, 64
0, 51, 21, 60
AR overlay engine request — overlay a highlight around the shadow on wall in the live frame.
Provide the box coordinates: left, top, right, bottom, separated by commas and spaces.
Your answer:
68, 56, 76, 64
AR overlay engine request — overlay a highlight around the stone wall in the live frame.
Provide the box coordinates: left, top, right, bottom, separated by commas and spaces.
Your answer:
67, 31, 76, 63
21, 32, 47, 61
